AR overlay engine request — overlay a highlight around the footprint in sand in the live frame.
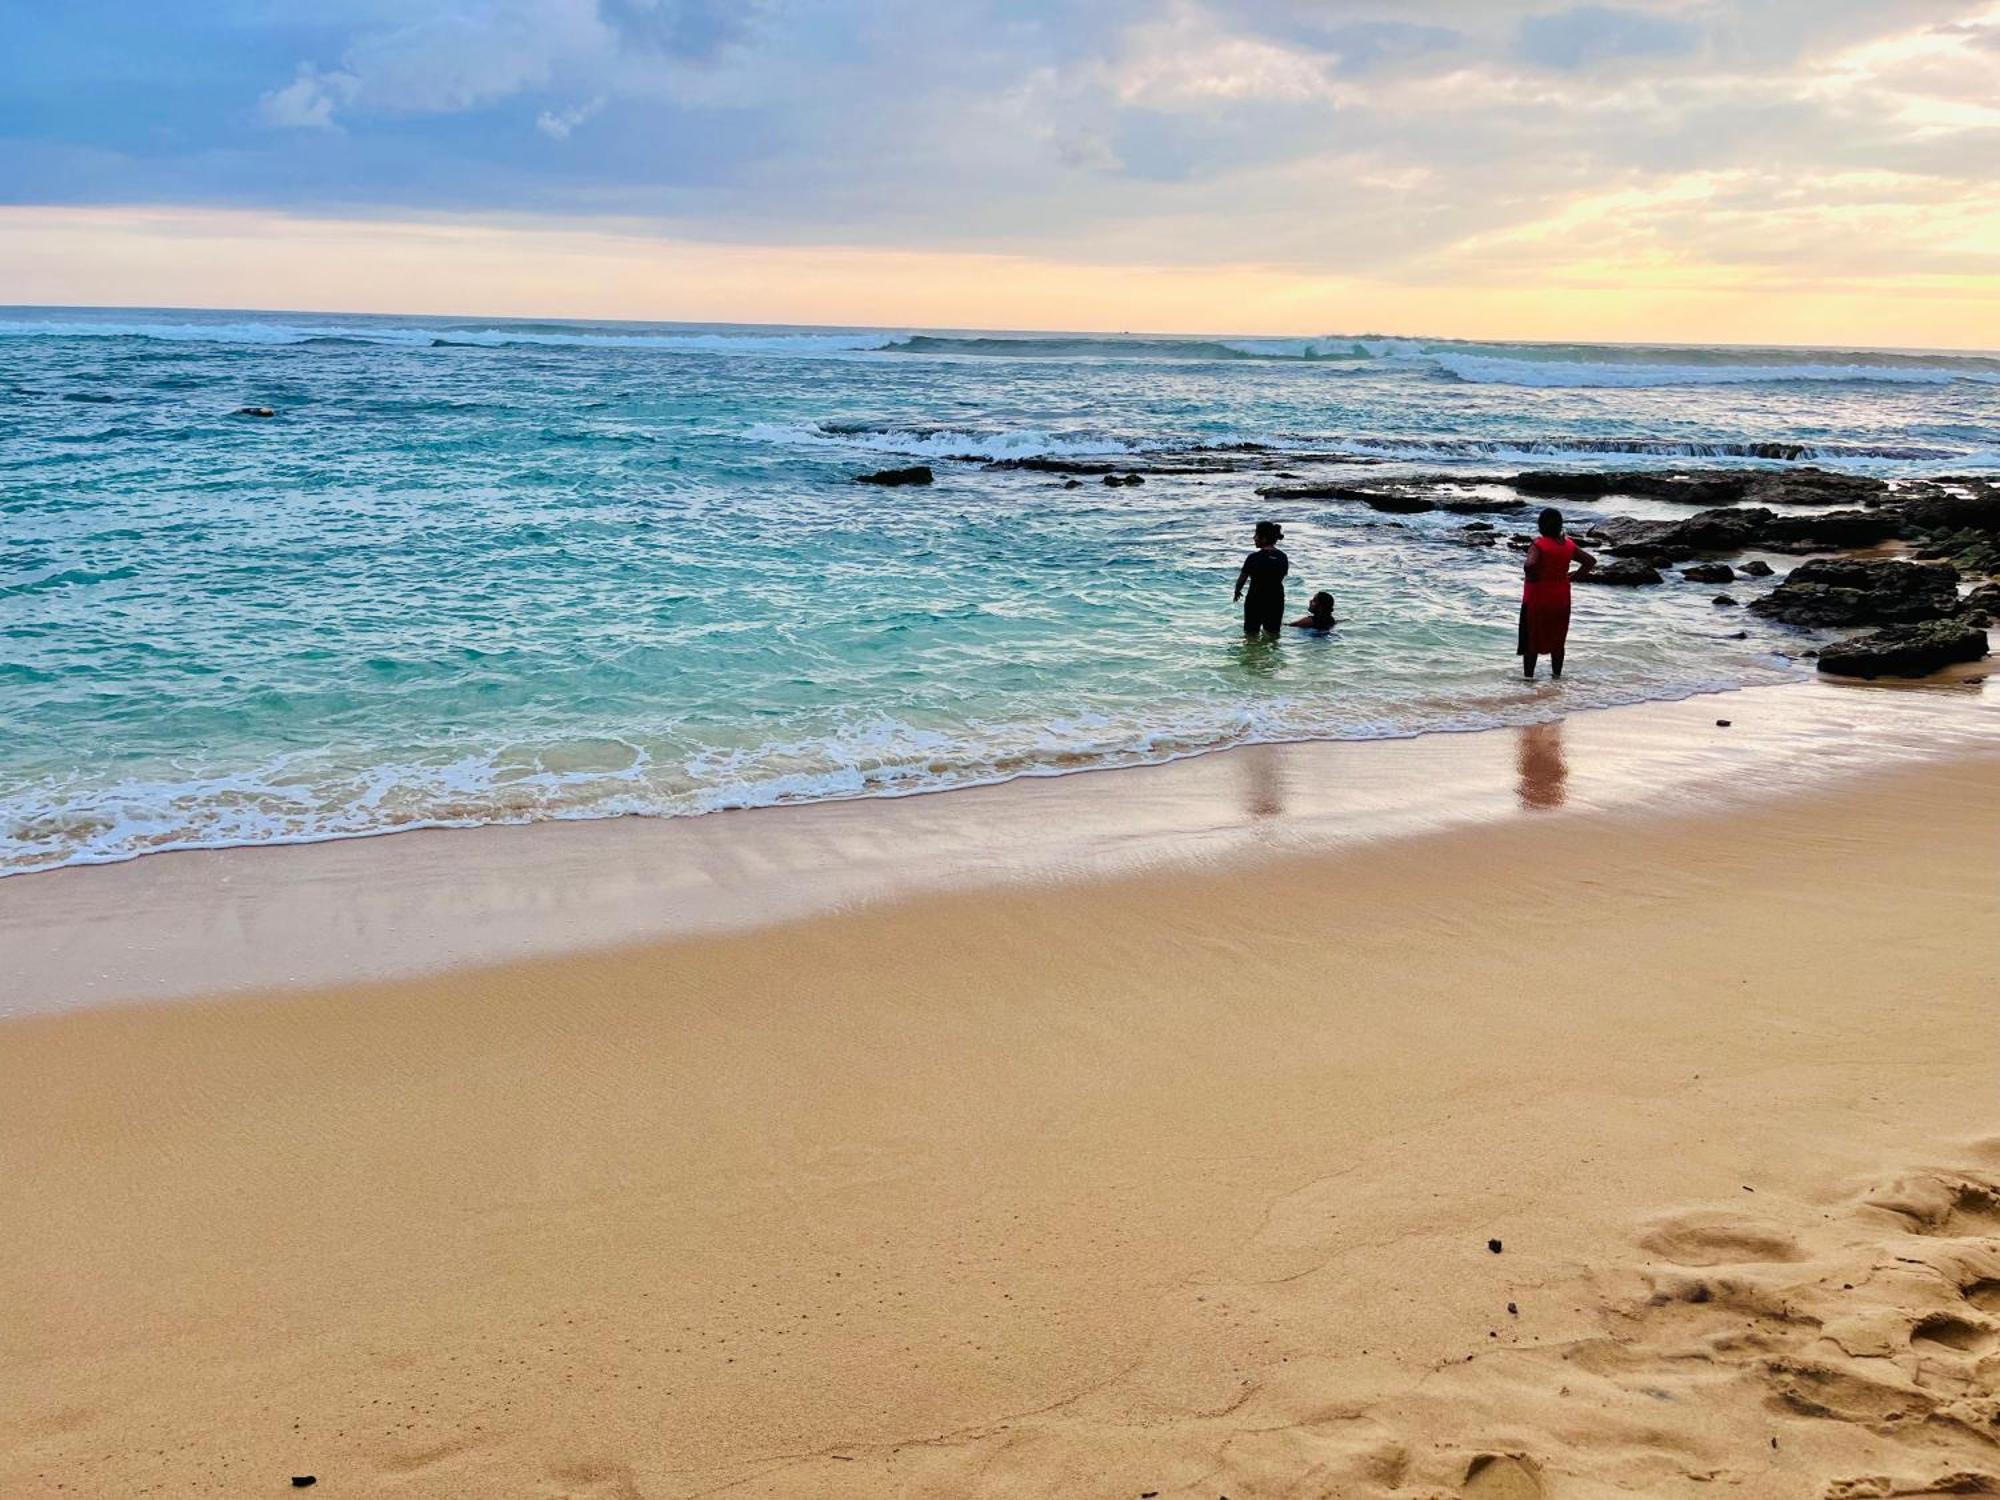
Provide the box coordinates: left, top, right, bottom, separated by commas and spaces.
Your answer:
1637, 1212, 1806, 1267
538, 1460, 642, 1500
1962, 1279, 2000, 1315
1867, 1175, 2000, 1239
1823, 1474, 2000, 1497
1462, 1453, 1547, 1498
1912, 1313, 1998, 1356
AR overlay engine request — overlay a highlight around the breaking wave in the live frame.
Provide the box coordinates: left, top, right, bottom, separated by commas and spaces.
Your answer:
6, 313, 1994, 388
753, 421, 1967, 467
745, 421, 1150, 462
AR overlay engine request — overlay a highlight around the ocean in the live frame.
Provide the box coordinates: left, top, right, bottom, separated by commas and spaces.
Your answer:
3, 306, 1996, 876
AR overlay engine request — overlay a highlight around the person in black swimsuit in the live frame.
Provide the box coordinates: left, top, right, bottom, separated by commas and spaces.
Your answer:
1233, 521, 1289, 637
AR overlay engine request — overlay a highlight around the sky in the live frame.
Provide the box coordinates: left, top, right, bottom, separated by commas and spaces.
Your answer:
2, 0, 1998, 345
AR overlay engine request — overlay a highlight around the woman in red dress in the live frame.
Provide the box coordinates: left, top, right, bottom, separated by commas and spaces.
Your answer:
1519, 507, 1596, 679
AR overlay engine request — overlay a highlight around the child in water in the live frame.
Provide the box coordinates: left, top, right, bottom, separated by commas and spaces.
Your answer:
1290, 592, 1336, 631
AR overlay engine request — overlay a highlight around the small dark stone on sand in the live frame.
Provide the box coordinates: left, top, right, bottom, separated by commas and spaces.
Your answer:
1507, 1302, 1519, 1315
1488, 1238, 1503, 1254
292, 1479, 316, 1489
1716, 719, 1731, 727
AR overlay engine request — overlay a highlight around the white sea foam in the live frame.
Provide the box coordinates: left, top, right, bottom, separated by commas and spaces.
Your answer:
0, 666, 1802, 878
744, 422, 1149, 461
0, 318, 901, 357
1430, 352, 2000, 388
5, 316, 1997, 387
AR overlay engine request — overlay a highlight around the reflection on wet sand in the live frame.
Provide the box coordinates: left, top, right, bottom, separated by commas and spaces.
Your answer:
1517, 720, 1568, 810
1239, 748, 1287, 819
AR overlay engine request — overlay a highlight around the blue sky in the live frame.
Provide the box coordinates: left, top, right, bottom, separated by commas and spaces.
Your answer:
2, 1, 1997, 339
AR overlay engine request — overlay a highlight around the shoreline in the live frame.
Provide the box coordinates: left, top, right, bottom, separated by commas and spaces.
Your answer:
4, 701, 1999, 1497
4, 671, 1994, 1017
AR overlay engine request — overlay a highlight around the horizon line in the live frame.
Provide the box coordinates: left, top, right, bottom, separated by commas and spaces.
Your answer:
6, 301, 1998, 361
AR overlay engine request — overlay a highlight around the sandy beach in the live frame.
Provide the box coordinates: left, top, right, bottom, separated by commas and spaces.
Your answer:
5, 683, 2000, 1499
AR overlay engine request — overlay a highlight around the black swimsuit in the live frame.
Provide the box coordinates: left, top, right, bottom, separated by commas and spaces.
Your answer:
1239, 547, 1289, 636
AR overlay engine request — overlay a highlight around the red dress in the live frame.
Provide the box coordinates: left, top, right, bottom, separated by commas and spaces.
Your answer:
1518, 535, 1577, 657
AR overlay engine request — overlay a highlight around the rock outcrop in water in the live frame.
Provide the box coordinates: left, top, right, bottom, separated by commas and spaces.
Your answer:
1511, 466, 1888, 508
1816, 619, 1989, 678
1961, 581, 2000, 622
1588, 505, 1902, 565
855, 465, 934, 486
1747, 559, 1961, 626
1255, 482, 1525, 516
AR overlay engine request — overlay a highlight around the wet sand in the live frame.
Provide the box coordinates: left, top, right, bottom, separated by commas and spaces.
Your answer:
4, 681, 2000, 1498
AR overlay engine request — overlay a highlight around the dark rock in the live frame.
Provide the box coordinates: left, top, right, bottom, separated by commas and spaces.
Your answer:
1603, 506, 1901, 563
1740, 559, 1774, 577
988, 457, 1121, 474
1577, 560, 1664, 586
1062, 479, 1081, 489
1961, 582, 2000, 616
1597, 507, 1773, 562
855, 465, 934, 487
1488, 1239, 1504, 1254
1462, 521, 1496, 532
1746, 468, 1887, 507
1747, 558, 1960, 626
1816, 619, 1989, 679
1681, 563, 1736, 583
236, 405, 276, 418
1101, 473, 1145, 487
1510, 470, 1751, 506
1124, 473, 1144, 485
1509, 466, 1888, 509
1762, 509, 1904, 551
1727, 631, 1748, 639
1438, 497, 1528, 515
1257, 483, 1434, 513
1716, 720, 1731, 727
1713, 594, 1738, 607
1897, 486, 2000, 538
291, 1480, 316, 1490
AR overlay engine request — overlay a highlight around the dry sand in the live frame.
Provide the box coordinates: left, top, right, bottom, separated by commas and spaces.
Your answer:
5, 702, 2000, 1497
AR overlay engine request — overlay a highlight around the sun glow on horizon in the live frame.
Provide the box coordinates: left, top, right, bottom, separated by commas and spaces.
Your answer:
4, 204, 1997, 353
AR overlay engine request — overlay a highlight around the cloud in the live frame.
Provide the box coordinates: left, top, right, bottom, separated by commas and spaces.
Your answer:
1515, 5, 1703, 70
259, 68, 344, 130
536, 98, 604, 138
598, 0, 762, 58
8, 0, 2000, 332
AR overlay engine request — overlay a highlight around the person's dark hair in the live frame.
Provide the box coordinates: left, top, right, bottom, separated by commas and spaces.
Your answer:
1255, 520, 1283, 545
1310, 591, 1334, 612
1537, 507, 1564, 539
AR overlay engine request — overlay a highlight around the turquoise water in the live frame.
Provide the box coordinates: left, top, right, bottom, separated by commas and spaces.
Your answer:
4, 308, 1997, 874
